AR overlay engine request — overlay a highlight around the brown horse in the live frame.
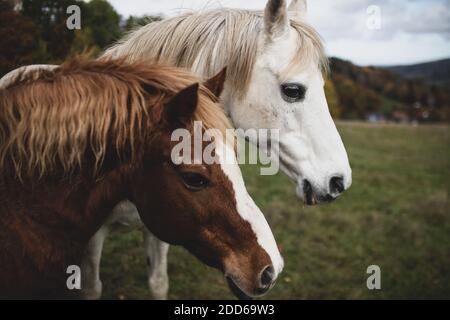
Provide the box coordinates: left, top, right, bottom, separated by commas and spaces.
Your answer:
0, 57, 283, 299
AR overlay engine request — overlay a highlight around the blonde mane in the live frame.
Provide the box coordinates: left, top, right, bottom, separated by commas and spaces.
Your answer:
103, 9, 328, 98
0, 56, 231, 178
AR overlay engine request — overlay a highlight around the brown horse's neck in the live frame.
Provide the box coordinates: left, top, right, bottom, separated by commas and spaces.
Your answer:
0, 160, 134, 298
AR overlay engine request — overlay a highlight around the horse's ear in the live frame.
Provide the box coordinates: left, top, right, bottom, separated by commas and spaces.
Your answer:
204, 67, 227, 98
164, 83, 199, 126
288, 0, 307, 19
264, 0, 289, 40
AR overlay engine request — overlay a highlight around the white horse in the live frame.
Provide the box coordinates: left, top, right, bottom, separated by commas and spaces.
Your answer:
1, 0, 352, 299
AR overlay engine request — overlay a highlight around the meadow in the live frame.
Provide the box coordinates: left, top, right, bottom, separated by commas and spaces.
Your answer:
100, 122, 450, 299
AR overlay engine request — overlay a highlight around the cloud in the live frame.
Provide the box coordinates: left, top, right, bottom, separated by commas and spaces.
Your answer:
308, 0, 450, 41
108, 0, 264, 17
306, 0, 450, 64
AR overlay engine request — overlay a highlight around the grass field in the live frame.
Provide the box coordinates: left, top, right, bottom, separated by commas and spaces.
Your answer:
100, 122, 450, 300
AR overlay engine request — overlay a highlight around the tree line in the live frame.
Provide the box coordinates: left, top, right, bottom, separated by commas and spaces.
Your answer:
328, 58, 449, 122
0, 0, 160, 76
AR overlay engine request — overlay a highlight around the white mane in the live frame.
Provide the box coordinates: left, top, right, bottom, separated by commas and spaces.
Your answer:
103, 9, 328, 97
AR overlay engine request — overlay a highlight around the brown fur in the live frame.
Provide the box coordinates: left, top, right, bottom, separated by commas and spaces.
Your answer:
0, 57, 272, 299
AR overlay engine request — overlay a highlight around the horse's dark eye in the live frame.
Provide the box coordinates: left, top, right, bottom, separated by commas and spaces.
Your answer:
180, 172, 210, 191
281, 83, 306, 103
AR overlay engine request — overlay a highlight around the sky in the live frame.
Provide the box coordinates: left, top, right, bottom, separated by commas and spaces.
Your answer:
108, 0, 450, 66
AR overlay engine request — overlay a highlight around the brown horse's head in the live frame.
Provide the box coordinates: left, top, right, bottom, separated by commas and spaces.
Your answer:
0, 58, 283, 298
129, 71, 284, 299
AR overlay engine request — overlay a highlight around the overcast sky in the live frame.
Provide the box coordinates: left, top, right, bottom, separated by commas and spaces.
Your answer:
108, 0, 450, 66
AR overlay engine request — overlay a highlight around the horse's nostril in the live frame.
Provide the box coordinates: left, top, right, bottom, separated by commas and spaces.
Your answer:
303, 180, 312, 194
329, 176, 345, 195
260, 265, 275, 287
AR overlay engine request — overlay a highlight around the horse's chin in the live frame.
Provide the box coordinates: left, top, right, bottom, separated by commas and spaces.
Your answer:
296, 180, 339, 206
279, 158, 328, 205
225, 276, 254, 300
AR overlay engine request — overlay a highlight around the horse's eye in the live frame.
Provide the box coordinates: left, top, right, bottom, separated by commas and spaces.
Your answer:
281, 83, 306, 103
180, 172, 210, 191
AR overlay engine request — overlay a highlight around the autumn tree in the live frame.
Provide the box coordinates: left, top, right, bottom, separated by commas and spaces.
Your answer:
125, 14, 162, 31
0, 0, 47, 76
324, 78, 342, 119
82, 0, 121, 50
21, 0, 81, 61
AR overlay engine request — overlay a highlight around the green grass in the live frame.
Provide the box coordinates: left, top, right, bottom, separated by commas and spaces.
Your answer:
100, 123, 450, 300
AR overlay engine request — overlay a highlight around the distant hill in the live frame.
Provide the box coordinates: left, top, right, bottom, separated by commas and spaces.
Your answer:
327, 57, 449, 122
384, 59, 450, 88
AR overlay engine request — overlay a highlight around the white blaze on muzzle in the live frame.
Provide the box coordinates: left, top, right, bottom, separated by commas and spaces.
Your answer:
215, 141, 284, 275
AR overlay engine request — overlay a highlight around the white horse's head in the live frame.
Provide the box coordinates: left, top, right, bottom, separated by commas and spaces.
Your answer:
224, 0, 352, 204
103, 0, 352, 204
